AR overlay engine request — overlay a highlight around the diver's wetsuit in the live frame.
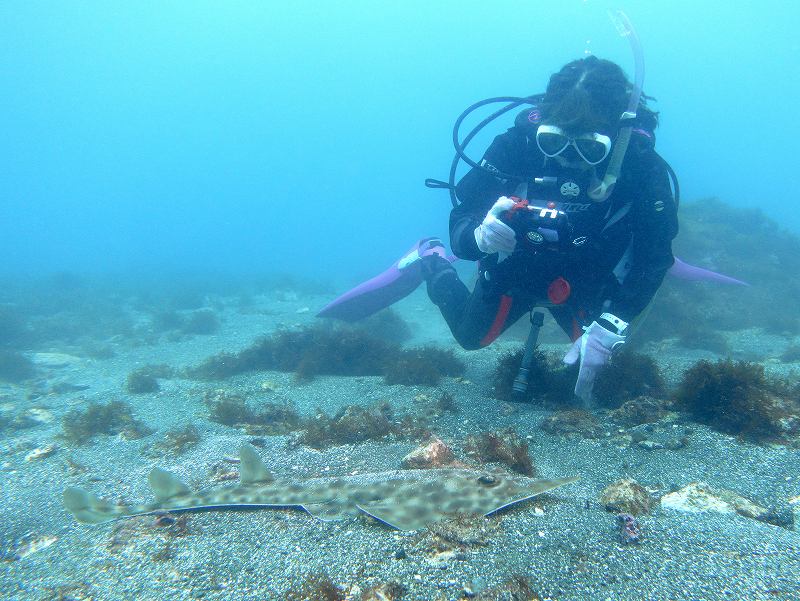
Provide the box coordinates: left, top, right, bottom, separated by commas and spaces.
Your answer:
426, 109, 679, 349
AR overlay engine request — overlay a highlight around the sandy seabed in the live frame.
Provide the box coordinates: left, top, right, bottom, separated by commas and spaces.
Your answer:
1, 286, 798, 601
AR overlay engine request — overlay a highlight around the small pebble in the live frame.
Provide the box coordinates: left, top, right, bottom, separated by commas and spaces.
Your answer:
638, 440, 665, 450
25, 444, 57, 462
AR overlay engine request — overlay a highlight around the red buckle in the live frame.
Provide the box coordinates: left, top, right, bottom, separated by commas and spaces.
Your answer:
547, 277, 571, 305
504, 197, 529, 220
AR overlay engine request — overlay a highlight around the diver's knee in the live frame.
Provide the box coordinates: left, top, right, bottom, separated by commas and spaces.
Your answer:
459, 340, 484, 351
452, 332, 485, 351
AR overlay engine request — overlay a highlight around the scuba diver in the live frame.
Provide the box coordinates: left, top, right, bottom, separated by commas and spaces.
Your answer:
424, 54, 679, 402
320, 54, 677, 403
319, 16, 742, 403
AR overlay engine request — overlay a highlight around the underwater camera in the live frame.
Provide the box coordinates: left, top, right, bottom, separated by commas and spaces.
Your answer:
501, 198, 573, 255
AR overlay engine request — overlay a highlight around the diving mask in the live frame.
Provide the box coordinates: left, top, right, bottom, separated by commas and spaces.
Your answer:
536, 124, 612, 165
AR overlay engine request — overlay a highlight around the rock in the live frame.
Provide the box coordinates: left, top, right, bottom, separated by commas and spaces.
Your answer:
628, 423, 690, 451
426, 548, 457, 568
259, 380, 279, 392
715, 487, 768, 519
660, 482, 778, 525
30, 353, 82, 369
599, 478, 651, 515
541, 410, 603, 439
637, 440, 665, 450
22, 407, 53, 424
499, 402, 515, 416
50, 382, 90, 394
12, 534, 57, 559
661, 482, 734, 513
663, 436, 690, 450
612, 396, 667, 426
11, 411, 43, 430
25, 444, 57, 462
402, 437, 455, 469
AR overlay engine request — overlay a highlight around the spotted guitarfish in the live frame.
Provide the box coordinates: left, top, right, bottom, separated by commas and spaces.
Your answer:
63, 444, 579, 531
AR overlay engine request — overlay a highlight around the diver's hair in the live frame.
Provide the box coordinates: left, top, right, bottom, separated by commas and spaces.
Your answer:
540, 55, 658, 132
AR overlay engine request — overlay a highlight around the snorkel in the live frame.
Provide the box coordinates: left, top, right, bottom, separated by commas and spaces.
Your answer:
587, 10, 645, 201
426, 10, 661, 207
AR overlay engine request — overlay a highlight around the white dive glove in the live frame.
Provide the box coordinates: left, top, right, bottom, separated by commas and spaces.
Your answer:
474, 196, 517, 254
563, 318, 627, 404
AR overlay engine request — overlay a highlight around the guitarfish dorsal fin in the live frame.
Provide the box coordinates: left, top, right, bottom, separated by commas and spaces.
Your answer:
148, 468, 191, 503
239, 443, 274, 485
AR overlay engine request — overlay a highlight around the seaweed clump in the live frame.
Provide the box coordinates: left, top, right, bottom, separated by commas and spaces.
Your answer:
203, 390, 302, 434
62, 400, 152, 445
492, 348, 575, 405
299, 403, 399, 449
126, 370, 158, 394
294, 400, 432, 449
675, 359, 800, 442
357, 308, 412, 343
292, 326, 392, 378
285, 572, 345, 601
643, 199, 800, 341
205, 391, 257, 426
464, 429, 535, 476
384, 346, 465, 386
592, 351, 665, 408
185, 322, 464, 385
0, 350, 37, 383
185, 324, 397, 381
436, 391, 459, 413
126, 364, 175, 394
151, 425, 202, 455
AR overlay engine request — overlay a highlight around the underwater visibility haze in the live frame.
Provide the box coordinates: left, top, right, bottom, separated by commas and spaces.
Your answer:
2, 0, 800, 279
1, 1, 800, 600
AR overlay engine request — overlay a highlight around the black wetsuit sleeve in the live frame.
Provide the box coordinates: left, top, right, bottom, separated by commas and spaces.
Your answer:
608, 156, 679, 322
450, 129, 528, 260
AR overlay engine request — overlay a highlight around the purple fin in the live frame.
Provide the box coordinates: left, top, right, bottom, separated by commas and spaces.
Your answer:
317, 238, 446, 322
668, 257, 749, 286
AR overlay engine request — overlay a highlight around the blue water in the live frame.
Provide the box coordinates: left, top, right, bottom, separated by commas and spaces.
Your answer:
2, 0, 798, 282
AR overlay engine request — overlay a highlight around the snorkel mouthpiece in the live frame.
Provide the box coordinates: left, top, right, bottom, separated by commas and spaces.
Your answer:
588, 10, 645, 202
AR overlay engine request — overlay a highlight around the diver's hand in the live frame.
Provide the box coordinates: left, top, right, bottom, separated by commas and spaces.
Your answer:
563, 321, 626, 404
474, 196, 517, 254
